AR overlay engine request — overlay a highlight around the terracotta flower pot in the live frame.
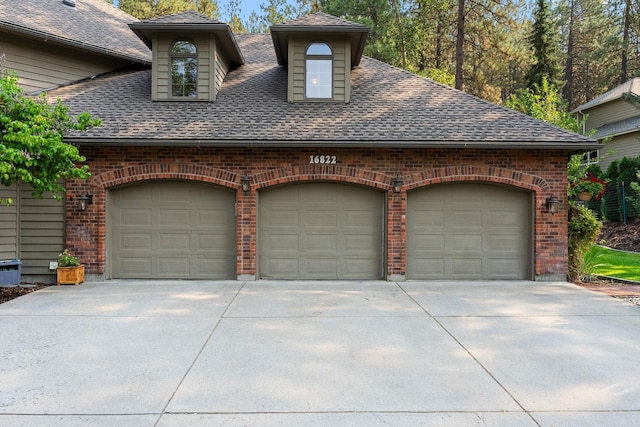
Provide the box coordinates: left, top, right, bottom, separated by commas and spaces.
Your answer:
577, 191, 592, 201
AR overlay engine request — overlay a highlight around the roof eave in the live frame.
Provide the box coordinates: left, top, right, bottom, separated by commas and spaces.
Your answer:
270, 26, 370, 68
70, 138, 603, 151
128, 23, 245, 66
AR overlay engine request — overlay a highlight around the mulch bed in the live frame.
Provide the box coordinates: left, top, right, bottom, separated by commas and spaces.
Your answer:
599, 220, 640, 253
0, 283, 53, 305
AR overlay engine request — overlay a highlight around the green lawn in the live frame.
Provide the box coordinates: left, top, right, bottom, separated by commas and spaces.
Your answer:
586, 245, 640, 282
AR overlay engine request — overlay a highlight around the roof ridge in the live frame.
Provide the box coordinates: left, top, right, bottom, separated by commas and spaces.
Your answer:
139, 9, 224, 24
272, 12, 369, 28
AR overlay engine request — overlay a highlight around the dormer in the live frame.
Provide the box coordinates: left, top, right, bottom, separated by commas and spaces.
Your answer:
129, 11, 244, 102
270, 13, 369, 103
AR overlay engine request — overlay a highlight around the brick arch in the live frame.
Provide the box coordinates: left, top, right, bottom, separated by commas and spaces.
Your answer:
404, 166, 549, 192
90, 164, 240, 190
253, 165, 393, 191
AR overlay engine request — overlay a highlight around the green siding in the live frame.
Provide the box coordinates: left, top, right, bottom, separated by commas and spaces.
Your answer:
0, 183, 64, 279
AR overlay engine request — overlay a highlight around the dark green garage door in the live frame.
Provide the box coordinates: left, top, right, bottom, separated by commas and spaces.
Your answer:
109, 181, 236, 279
407, 183, 532, 280
259, 183, 384, 279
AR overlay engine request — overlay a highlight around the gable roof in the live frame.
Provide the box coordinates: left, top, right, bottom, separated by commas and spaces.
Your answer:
49, 33, 597, 149
271, 12, 369, 68
129, 10, 244, 67
573, 77, 640, 112
0, 0, 151, 64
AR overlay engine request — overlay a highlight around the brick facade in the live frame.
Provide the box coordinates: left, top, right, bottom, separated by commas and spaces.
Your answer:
65, 146, 569, 281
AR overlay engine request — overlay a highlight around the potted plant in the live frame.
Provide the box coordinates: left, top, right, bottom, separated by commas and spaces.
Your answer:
56, 249, 85, 285
569, 172, 607, 201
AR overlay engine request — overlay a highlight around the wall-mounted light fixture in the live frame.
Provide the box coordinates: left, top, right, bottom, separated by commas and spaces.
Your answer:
393, 177, 403, 193
78, 194, 93, 211
546, 195, 560, 214
241, 176, 251, 193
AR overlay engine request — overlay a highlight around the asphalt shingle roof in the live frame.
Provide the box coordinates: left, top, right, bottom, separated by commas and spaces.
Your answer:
592, 116, 640, 139
0, 0, 151, 64
50, 34, 596, 147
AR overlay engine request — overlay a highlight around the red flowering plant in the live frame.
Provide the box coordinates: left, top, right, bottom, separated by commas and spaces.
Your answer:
569, 172, 608, 200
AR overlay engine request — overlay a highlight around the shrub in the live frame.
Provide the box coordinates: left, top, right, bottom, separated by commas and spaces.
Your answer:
568, 205, 602, 282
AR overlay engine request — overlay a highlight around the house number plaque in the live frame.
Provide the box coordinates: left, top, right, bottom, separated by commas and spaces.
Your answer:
309, 155, 337, 164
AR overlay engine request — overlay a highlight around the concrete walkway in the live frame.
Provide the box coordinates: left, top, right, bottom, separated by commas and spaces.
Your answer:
1, 280, 639, 426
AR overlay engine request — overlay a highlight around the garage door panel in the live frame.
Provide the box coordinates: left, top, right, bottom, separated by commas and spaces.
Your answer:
263, 258, 300, 277
269, 210, 300, 226
450, 211, 482, 226
487, 210, 521, 227
344, 210, 377, 226
452, 258, 482, 276
415, 235, 444, 250
158, 233, 190, 250
157, 210, 192, 226
341, 258, 378, 277
120, 186, 152, 202
259, 183, 383, 279
119, 258, 152, 276
451, 234, 482, 251
158, 258, 190, 275
416, 259, 445, 276
488, 259, 520, 277
120, 233, 151, 250
197, 234, 231, 250
306, 258, 337, 276
408, 184, 531, 280
197, 257, 235, 275
110, 181, 236, 279
307, 211, 337, 226
157, 185, 191, 202
488, 235, 521, 250
198, 210, 231, 226
345, 234, 378, 251
120, 209, 152, 226
307, 234, 337, 250
267, 234, 299, 250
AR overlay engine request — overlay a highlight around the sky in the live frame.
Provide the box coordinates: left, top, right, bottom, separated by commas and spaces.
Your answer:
111, 1, 286, 21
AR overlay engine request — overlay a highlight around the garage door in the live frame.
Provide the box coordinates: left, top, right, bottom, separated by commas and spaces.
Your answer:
109, 181, 236, 279
259, 183, 383, 279
407, 183, 531, 280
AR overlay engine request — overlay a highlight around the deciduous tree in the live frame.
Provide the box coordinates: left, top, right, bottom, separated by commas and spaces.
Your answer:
0, 72, 99, 203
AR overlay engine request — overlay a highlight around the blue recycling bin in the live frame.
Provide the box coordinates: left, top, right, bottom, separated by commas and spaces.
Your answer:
0, 260, 22, 286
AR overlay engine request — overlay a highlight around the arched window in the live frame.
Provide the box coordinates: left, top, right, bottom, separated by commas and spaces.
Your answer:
305, 42, 332, 99
170, 40, 197, 97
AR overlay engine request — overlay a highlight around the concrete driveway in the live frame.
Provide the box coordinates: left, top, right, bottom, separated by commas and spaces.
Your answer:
1, 280, 639, 426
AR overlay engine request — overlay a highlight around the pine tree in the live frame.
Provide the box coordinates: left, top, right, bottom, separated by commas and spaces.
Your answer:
525, 0, 561, 91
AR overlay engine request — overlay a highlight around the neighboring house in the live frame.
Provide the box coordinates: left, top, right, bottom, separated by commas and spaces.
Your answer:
1, 0, 600, 282
572, 78, 640, 172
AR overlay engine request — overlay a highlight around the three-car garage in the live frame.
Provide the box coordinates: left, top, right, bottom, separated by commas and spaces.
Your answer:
107, 181, 532, 281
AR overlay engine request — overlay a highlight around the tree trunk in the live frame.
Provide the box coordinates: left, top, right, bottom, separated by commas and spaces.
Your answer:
455, 0, 465, 90
563, 0, 575, 105
621, 0, 631, 83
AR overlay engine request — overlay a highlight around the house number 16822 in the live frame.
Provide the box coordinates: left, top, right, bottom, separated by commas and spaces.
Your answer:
309, 155, 337, 164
